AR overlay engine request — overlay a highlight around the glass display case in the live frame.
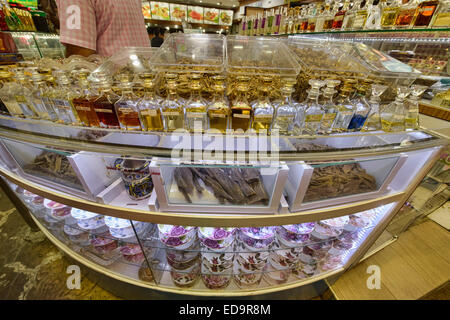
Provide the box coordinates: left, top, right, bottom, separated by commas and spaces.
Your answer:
6, 31, 64, 59
0, 35, 448, 297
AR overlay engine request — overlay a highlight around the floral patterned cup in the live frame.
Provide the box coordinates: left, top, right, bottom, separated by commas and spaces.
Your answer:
71, 208, 105, 230
263, 261, 290, 285
171, 262, 200, 288
63, 224, 90, 246
167, 252, 200, 270
233, 263, 263, 288
44, 199, 72, 221
236, 240, 270, 265
201, 263, 231, 290
120, 244, 145, 263
236, 255, 267, 272
238, 227, 275, 250
166, 240, 200, 263
198, 227, 235, 251
314, 216, 350, 237
158, 224, 197, 248
276, 228, 310, 248
104, 216, 146, 239
90, 235, 118, 254
344, 211, 374, 232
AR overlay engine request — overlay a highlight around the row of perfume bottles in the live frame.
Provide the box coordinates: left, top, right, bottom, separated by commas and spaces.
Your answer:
0, 68, 425, 135
238, 0, 448, 36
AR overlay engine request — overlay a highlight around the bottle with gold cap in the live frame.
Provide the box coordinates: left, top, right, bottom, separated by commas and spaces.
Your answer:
207, 75, 229, 133
138, 73, 164, 131
162, 73, 184, 132
71, 70, 100, 127
251, 76, 274, 134
231, 76, 252, 132
302, 79, 325, 135
185, 74, 208, 133
91, 74, 120, 129
333, 80, 356, 132
319, 79, 341, 134
273, 78, 298, 135
404, 85, 427, 130
52, 72, 80, 125
114, 74, 142, 131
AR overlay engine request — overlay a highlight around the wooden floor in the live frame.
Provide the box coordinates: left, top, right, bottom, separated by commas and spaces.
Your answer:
329, 220, 450, 300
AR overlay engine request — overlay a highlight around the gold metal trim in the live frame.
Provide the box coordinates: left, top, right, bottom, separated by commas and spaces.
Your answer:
31, 214, 344, 297
1, 167, 406, 227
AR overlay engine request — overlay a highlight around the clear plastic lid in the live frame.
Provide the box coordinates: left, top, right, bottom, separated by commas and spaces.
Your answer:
288, 37, 421, 80
226, 36, 301, 77
150, 33, 226, 73
89, 47, 158, 83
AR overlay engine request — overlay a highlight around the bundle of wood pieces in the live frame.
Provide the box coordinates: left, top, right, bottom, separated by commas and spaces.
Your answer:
173, 167, 269, 205
304, 163, 377, 202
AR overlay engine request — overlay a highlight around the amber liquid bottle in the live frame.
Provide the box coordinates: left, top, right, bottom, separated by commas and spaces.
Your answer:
412, 0, 439, 27
231, 78, 252, 132
72, 73, 100, 127
92, 82, 120, 129
138, 74, 164, 131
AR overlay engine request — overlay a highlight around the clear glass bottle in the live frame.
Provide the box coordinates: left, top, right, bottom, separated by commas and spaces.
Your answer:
185, 74, 208, 133
319, 79, 341, 134
299, 7, 309, 32
273, 79, 298, 135
431, 0, 450, 27
266, 9, 275, 35
30, 72, 55, 121
333, 83, 356, 132
207, 75, 229, 133
231, 76, 252, 132
52, 73, 80, 125
362, 84, 388, 132
365, 0, 384, 29
348, 85, 371, 131
138, 73, 164, 131
252, 77, 274, 134
72, 71, 100, 127
380, 86, 410, 132
0, 69, 23, 117
412, 0, 439, 27
333, 0, 350, 29
114, 75, 142, 131
352, 0, 372, 29
302, 80, 325, 135
292, 7, 301, 33
315, 3, 328, 32
395, 0, 418, 28
405, 85, 427, 130
162, 74, 184, 132
343, 0, 361, 30
92, 77, 121, 129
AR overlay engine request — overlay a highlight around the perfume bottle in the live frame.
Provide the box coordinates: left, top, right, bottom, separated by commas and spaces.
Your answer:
162, 74, 184, 132
395, 0, 418, 28
348, 85, 371, 131
381, 86, 410, 132
333, 81, 356, 132
299, 7, 309, 32
405, 85, 427, 130
207, 75, 229, 133
92, 77, 121, 129
114, 75, 142, 131
380, 0, 400, 28
253, 14, 260, 36
52, 73, 80, 125
185, 74, 208, 133
352, 0, 372, 29
231, 76, 252, 132
72, 71, 100, 127
366, 0, 384, 29
431, 0, 450, 27
307, 3, 320, 32
324, 2, 340, 30
138, 73, 164, 131
412, 0, 439, 27
252, 77, 274, 134
292, 7, 301, 33
302, 80, 325, 135
0, 68, 23, 116
342, 0, 361, 30
319, 79, 341, 134
266, 9, 275, 35
333, 0, 350, 29
260, 11, 267, 35
247, 15, 253, 36
273, 79, 298, 135
315, 3, 329, 32
362, 84, 388, 132
30, 71, 55, 121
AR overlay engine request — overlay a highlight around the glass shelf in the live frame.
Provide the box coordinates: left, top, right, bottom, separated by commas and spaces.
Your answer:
271, 27, 450, 36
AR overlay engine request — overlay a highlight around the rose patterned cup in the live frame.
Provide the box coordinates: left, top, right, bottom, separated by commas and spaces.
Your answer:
158, 225, 197, 248
233, 263, 263, 288
238, 227, 275, 250
171, 262, 200, 288
198, 227, 235, 251
314, 216, 350, 237
263, 261, 290, 285
201, 263, 231, 290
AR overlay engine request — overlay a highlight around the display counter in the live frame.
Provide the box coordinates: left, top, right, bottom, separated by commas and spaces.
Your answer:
0, 35, 448, 297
